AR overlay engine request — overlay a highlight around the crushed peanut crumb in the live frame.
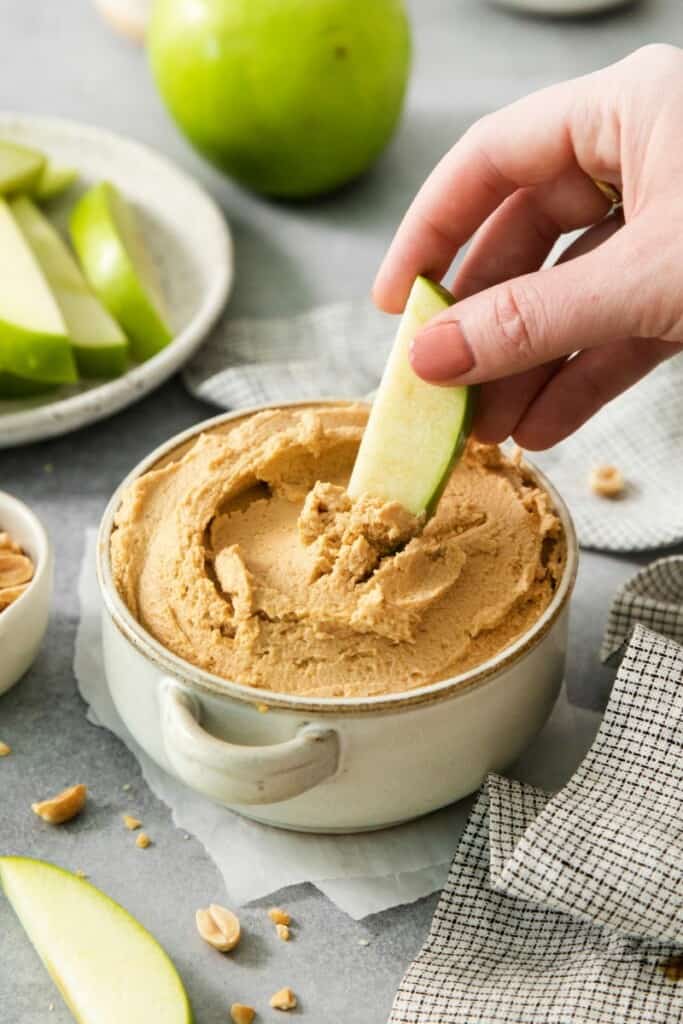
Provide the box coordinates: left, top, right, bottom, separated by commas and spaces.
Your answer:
135, 832, 152, 849
75, 870, 88, 879
268, 907, 291, 926
123, 814, 142, 830
276, 923, 290, 941
0, 741, 11, 757
256, 703, 270, 713
196, 904, 241, 952
589, 464, 625, 498
270, 987, 297, 1011
660, 955, 683, 982
32, 784, 87, 825
230, 1003, 256, 1024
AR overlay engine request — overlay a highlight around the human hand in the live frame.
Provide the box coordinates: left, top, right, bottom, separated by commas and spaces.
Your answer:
373, 45, 683, 449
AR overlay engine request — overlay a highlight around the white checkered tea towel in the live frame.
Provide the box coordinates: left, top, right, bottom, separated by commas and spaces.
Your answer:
184, 299, 683, 552
183, 298, 391, 408
390, 625, 683, 1024
602, 556, 683, 663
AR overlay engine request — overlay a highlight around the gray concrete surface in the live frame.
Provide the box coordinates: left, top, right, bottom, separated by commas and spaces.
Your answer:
1, 1, 682, 1021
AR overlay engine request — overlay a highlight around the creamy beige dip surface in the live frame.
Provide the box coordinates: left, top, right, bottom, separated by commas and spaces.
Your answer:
111, 404, 566, 699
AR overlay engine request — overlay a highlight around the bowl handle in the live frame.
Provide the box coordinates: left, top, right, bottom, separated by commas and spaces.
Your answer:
160, 681, 340, 806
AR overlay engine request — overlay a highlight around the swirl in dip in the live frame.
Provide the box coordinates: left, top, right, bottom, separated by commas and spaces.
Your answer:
111, 404, 565, 699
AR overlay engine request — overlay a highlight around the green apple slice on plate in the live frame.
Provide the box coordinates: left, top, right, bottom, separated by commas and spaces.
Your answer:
0, 139, 45, 195
70, 181, 172, 362
348, 275, 474, 517
0, 372, 59, 398
33, 162, 78, 202
0, 857, 193, 1024
12, 196, 129, 378
0, 198, 76, 386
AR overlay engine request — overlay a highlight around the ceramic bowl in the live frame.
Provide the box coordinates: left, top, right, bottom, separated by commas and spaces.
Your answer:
97, 402, 578, 832
0, 492, 53, 696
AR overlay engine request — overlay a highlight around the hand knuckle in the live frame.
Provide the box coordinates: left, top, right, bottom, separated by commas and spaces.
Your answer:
492, 282, 544, 362
631, 43, 683, 72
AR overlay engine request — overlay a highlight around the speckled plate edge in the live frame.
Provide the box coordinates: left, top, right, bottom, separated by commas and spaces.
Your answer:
0, 113, 233, 448
492, 0, 630, 13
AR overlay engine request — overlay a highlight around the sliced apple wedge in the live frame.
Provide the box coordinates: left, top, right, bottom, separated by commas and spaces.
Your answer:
33, 162, 78, 202
0, 198, 76, 384
0, 140, 45, 195
0, 371, 59, 398
0, 857, 193, 1024
348, 276, 474, 517
70, 182, 172, 362
12, 196, 129, 378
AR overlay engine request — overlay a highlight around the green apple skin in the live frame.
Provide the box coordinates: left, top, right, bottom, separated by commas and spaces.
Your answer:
70, 182, 172, 363
0, 857, 193, 1024
408, 281, 477, 516
0, 318, 77, 383
0, 140, 46, 195
0, 371, 59, 398
148, 0, 411, 199
0, 198, 76, 384
33, 163, 78, 202
424, 379, 476, 519
12, 196, 129, 379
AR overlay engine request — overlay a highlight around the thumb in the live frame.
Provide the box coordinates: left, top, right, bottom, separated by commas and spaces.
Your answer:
410, 233, 645, 385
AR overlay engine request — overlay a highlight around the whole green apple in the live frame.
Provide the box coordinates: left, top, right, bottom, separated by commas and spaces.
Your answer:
148, 0, 411, 199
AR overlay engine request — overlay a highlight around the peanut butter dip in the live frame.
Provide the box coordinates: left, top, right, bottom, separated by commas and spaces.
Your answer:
111, 404, 565, 699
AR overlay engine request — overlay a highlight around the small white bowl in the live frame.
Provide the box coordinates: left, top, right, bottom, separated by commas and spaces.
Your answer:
0, 492, 53, 696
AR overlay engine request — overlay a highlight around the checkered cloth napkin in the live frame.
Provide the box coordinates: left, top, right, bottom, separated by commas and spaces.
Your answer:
389, 624, 683, 1024
184, 300, 683, 552
602, 556, 683, 663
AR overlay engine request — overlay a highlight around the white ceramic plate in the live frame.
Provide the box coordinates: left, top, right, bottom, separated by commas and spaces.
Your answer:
0, 114, 233, 447
493, 0, 630, 13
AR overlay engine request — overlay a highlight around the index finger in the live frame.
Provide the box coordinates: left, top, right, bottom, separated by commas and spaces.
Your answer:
372, 72, 613, 313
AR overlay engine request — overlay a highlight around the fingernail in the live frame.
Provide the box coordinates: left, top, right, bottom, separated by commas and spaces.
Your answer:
410, 322, 475, 382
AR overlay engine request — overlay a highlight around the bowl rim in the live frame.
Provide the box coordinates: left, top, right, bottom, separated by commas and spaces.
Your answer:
0, 490, 51, 629
96, 399, 579, 714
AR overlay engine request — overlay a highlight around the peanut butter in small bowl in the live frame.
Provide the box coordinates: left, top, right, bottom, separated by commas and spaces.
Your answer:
0, 529, 34, 612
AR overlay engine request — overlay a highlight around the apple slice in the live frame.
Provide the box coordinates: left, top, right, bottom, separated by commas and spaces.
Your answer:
0, 371, 59, 398
33, 162, 78, 202
0, 140, 45, 195
12, 196, 129, 378
0, 857, 193, 1024
70, 182, 172, 362
348, 276, 474, 517
0, 198, 76, 384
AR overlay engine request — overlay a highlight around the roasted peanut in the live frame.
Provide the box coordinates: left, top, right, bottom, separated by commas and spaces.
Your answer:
230, 1004, 256, 1024
32, 785, 87, 825
270, 988, 297, 1011
589, 465, 625, 498
268, 907, 291, 926
196, 904, 241, 952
